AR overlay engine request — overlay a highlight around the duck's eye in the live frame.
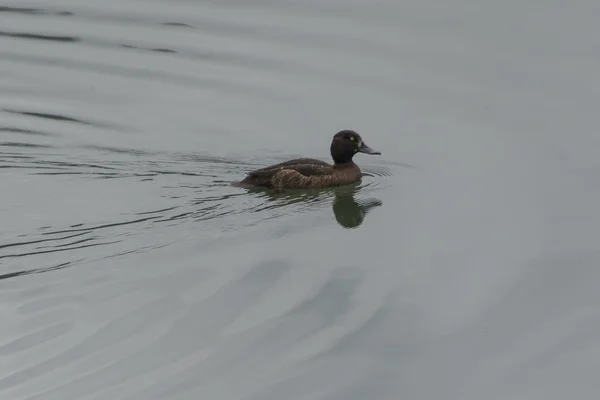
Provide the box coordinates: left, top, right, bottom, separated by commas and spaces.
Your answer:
350, 136, 355, 141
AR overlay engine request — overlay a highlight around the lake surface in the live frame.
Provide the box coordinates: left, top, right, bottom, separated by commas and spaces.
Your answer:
2, 0, 600, 399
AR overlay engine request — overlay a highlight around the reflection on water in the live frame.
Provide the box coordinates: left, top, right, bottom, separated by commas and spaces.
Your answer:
332, 185, 382, 229
245, 183, 382, 229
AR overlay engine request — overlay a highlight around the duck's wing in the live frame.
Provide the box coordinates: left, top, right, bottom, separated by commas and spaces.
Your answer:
283, 163, 333, 177
239, 158, 332, 188
282, 158, 331, 167
251, 158, 330, 172
270, 166, 335, 189
246, 162, 331, 179
245, 158, 330, 177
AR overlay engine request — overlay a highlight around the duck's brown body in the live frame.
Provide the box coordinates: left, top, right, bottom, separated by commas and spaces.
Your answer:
238, 158, 362, 189
235, 130, 380, 189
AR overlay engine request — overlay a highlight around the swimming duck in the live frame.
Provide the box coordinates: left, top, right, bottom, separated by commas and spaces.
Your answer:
235, 130, 381, 189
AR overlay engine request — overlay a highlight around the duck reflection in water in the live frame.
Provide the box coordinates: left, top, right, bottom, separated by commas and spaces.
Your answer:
331, 185, 382, 228
246, 183, 382, 229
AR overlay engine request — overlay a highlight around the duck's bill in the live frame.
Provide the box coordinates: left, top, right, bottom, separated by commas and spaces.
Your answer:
359, 142, 381, 155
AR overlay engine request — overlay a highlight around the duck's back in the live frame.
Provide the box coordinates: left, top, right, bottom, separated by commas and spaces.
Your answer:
254, 158, 331, 171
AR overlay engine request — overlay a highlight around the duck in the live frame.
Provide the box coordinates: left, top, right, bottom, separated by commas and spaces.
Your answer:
235, 130, 381, 189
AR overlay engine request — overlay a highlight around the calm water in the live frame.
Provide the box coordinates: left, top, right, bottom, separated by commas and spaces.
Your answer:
2, 1, 600, 399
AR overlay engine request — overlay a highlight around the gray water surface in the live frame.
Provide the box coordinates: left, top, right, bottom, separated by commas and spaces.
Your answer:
2, 1, 600, 399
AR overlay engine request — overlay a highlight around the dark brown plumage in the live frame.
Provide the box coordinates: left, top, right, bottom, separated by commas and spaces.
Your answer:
235, 130, 381, 189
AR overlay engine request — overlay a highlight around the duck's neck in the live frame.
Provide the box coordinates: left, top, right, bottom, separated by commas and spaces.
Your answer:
332, 156, 355, 165
333, 160, 357, 168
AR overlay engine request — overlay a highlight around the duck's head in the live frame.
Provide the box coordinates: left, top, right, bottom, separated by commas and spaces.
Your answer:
330, 130, 381, 164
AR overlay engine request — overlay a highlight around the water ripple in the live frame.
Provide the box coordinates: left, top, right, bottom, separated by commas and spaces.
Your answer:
0, 6, 74, 17
0, 127, 55, 136
0, 146, 388, 279
0, 30, 78, 42
0, 261, 78, 282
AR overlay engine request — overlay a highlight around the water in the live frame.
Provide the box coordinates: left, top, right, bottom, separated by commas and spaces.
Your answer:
2, 0, 600, 399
